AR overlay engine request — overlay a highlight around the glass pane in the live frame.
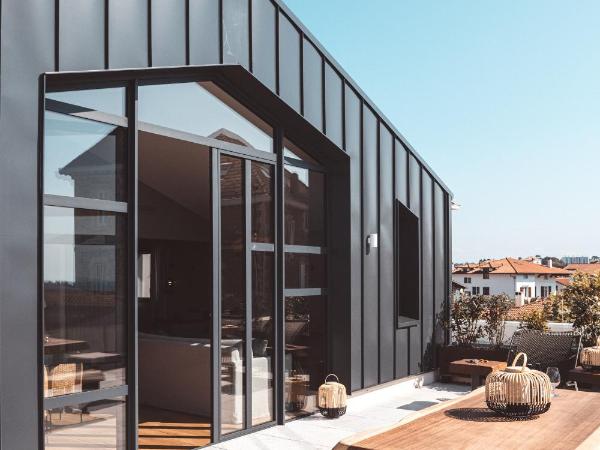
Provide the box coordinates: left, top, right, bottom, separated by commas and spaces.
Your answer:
220, 155, 245, 434
44, 111, 127, 201
43, 206, 127, 395
285, 253, 326, 289
284, 295, 327, 420
44, 397, 126, 449
47, 87, 126, 117
284, 166, 325, 246
139, 82, 273, 152
283, 139, 319, 165
251, 162, 274, 243
252, 251, 274, 426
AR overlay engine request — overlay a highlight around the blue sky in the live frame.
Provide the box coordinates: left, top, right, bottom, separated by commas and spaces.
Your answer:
284, 0, 600, 262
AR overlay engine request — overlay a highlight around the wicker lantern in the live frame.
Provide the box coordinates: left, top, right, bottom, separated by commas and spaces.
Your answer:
580, 338, 600, 371
318, 374, 347, 418
485, 352, 552, 418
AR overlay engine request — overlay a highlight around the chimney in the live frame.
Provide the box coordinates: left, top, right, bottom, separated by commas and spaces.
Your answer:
547, 259, 553, 268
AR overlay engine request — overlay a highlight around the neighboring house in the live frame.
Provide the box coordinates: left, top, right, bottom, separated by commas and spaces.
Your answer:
556, 277, 572, 293
564, 263, 600, 275
452, 258, 571, 306
0, 1, 453, 448
561, 256, 590, 265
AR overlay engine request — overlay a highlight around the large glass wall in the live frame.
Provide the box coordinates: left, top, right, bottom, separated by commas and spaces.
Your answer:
283, 139, 327, 420
43, 87, 128, 449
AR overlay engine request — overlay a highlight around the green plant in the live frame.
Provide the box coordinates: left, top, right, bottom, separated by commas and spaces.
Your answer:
482, 294, 512, 346
450, 294, 486, 346
559, 272, 600, 346
519, 309, 549, 331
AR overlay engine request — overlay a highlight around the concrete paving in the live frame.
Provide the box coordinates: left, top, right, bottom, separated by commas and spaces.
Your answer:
209, 377, 470, 450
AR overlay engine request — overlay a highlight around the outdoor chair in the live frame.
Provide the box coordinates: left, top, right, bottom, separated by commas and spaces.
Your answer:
507, 329, 581, 381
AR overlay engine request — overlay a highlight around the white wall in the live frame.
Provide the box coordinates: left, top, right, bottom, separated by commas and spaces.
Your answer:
452, 273, 514, 297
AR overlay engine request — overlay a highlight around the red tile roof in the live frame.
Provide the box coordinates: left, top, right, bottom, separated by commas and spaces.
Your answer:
453, 258, 570, 276
556, 277, 572, 287
564, 263, 600, 274
506, 299, 549, 321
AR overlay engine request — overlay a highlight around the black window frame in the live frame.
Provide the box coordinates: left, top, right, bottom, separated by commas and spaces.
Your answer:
395, 200, 420, 325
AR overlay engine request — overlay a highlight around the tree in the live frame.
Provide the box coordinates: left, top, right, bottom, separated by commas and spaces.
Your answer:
482, 294, 512, 347
519, 309, 549, 331
559, 272, 600, 346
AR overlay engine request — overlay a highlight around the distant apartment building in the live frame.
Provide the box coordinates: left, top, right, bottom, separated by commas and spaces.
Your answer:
452, 258, 571, 306
561, 256, 590, 265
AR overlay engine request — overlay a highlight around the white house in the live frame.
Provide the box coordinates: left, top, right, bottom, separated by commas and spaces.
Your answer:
452, 258, 571, 306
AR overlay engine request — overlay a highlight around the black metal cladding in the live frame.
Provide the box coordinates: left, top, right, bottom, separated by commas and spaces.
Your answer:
0, 0, 452, 447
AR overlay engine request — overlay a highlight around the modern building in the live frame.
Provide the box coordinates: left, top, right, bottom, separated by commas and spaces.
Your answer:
452, 258, 570, 306
0, 1, 453, 448
561, 256, 590, 265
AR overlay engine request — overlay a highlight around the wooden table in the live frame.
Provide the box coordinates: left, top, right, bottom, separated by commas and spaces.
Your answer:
569, 367, 600, 389
449, 359, 507, 389
335, 389, 600, 450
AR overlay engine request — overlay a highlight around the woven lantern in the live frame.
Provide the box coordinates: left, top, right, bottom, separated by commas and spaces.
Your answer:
485, 352, 552, 418
580, 338, 600, 371
318, 374, 347, 418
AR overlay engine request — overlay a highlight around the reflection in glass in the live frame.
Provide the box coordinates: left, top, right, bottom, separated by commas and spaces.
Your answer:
44, 111, 127, 201
43, 206, 127, 395
220, 155, 246, 433
44, 397, 126, 449
284, 296, 327, 420
251, 162, 274, 243
284, 165, 325, 246
47, 87, 126, 117
139, 82, 273, 152
285, 253, 326, 289
251, 251, 274, 425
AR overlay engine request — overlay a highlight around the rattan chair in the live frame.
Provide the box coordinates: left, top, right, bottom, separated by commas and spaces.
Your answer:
507, 330, 581, 381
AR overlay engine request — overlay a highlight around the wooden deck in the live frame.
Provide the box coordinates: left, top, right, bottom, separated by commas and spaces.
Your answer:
336, 388, 600, 450
138, 406, 211, 449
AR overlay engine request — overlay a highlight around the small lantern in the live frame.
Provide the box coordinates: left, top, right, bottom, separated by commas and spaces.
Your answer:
285, 372, 308, 412
581, 338, 600, 371
318, 374, 347, 418
485, 352, 552, 418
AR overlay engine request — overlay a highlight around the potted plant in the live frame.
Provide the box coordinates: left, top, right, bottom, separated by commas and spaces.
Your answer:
439, 294, 510, 378
558, 272, 600, 346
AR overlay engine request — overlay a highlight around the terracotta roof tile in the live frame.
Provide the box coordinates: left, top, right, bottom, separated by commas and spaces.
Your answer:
453, 258, 570, 276
564, 263, 600, 274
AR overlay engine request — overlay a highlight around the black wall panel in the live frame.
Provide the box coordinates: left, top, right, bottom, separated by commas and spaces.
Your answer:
151, 0, 186, 67
278, 13, 301, 112
434, 183, 447, 346
302, 39, 323, 130
395, 139, 408, 206
421, 171, 434, 371
108, 0, 149, 69
190, 0, 221, 65
408, 154, 421, 216
344, 86, 363, 392
251, 0, 276, 91
378, 126, 394, 383
409, 325, 421, 375
222, 0, 249, 68
58, 0, 105, 71
362, 107, 379, 388
395, 328, 409, 378
0, 0, 55, 447
324, 63, 343, 147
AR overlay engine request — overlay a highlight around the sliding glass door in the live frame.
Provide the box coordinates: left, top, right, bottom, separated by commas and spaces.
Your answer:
218, 152, 276, 437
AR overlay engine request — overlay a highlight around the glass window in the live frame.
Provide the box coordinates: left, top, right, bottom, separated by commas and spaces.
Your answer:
43, 206, 127, 394
220, 155, 246, 434
251, 162, 274, 243
285, 253, 326, 289
284, 166, 325, 246
44, 397, 126, 449
47, 87, 126, 117
139, 82, 273, 152
283, 139, 319, 165
396, 201, 420, 322
44, 111, 127, 201
284, 295, 327, 420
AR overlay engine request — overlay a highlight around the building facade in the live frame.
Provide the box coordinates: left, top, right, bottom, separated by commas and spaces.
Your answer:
453, 258, 570, 306
0, 1, 452, 448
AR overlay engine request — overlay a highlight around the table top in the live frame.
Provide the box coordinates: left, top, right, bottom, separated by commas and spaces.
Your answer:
450, 359, 507, 375
43, 337, 87, 348
336, 389, 600, 450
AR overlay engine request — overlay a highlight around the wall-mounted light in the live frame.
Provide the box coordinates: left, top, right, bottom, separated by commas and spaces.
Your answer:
366, 233, 378, 254
451, 201, 462, 211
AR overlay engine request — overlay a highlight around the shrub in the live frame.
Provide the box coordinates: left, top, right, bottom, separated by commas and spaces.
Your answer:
559, 272, 600, 346
482, 294, 512, 346
520, 309, 549, 331
450, 294, 486, 346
